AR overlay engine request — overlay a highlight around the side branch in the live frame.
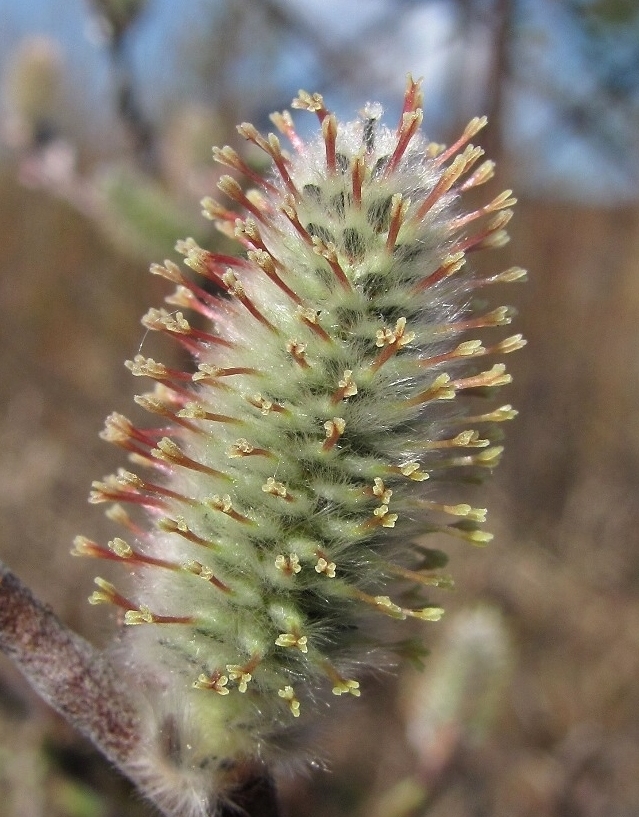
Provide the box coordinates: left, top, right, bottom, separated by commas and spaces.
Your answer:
0, 560, 141, 770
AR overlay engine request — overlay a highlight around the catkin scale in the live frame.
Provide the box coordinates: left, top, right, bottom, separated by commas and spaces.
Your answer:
76, 77, 524, 814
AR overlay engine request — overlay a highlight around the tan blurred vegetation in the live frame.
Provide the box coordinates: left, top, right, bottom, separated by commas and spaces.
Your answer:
1, 0, 639, 815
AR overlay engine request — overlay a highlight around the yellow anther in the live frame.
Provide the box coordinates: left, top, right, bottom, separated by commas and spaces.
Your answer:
337, 370, 358, 398
222, 269, 245, 298
399, 461, 428, 481
375, 316, 415, 349
454, 340, 485, 356
443, 504, 488, 523
193, 673, 229, 695
286, 339, 307, 357
278, 686, 301, 717
177, 403, 208, 419
332, 679, 361, 697
250, 394, 273, 414
315, 557, 336, 578
292, 90, 325, 112
373, 505, 398, 527
125, 355, 168, 378
262, 477, 289, 498
109, 538, 132, 558
374, 596, 405, 618
88, 577, 117, 606
298, 307, 319, 324
408, 606, 445, 622
275, 633, 308, 653
209, 495, 233, 513
275, 554, 302, 575
183, 561, 215, 581
228, 439, 254, 458
324, 418, 345, 438
124, 606, 154, 625
372, 478, 392, 504
142, 308, 191, 334
226, 665, 253, 693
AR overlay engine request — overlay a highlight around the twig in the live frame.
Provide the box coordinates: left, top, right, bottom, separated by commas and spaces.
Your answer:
0, 560, 141, 768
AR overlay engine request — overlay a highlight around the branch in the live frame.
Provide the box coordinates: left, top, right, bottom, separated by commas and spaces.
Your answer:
0, 560, 141, 769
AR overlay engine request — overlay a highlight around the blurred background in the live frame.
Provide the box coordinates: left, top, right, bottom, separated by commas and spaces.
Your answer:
1, 0, 638, 815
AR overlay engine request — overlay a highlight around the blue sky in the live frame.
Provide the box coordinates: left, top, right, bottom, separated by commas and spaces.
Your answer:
2, 0, 637, 201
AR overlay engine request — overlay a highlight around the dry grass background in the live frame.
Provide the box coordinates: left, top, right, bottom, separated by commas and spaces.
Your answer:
1, 161, 638, 817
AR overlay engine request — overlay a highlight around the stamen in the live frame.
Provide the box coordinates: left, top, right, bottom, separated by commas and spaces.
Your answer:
416, 500, 487, 523
386, 461, 429, 481
88, 577, 134, 610
200, 197, 237, 224
386, 109, 423, 174
314, 552, 336, 577
205, 494, 253, 525
218, 175, 267, 223
151, 437, 229, 480
246, 394, 288, 415
134, 394, 200, 433
387, 563, 454, 589
331, 370, 358, 403
227, 438, 273, 459
222, 269, 278, 331
298, 307, 332, 343
226, 664, 254, 693
275, 553, 302, 576
322, 417, 346, 451
277, 685, 301, 717
460, 159, 495, 191
286, 339, 310, 369
322, 114, 338, 174
400, 74, 424, 119
371, 316, 415, 372
262, 477, 294, 502
212, 144, 279, 195
352, 153, 365, 206
418, 339, 485, 368
451, 190, 517, 230
275, 632, 308, 654
412, 252, 466, 293
385, 193, 411, 251
281, 197, 314, 245
453, 210, 513, 254
158, 516, 219, 550
323, 662, 360, 696
408, 373, 456, 406
372, 477, 392, 505
193, 670, 229, 695
312, 238, 352, 291
269, 109, 305, 153
125, 607, 195, 625
433, 116, 488, 166
247, 249, 305, 305
433, 306, 513, 335
420, 430, 490, 450
415, 145, 484, 220
183, 560, 231, 593
237, 124, 299, 199
291, 90, 328, 122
